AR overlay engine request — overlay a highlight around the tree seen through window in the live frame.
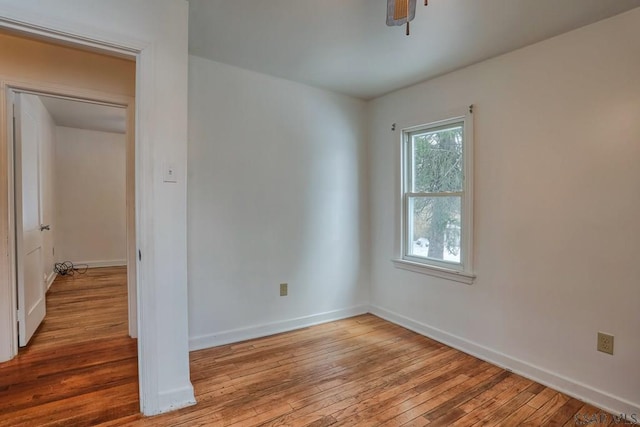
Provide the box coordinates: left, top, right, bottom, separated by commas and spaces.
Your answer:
408, 124, 463, 262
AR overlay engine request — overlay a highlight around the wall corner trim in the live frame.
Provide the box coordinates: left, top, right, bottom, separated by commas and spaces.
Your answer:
45, 272, 57, 291
68, 260, 127, 269
189, 305, 370, 351
369, 305, 640, 417
152, 384, 196, 416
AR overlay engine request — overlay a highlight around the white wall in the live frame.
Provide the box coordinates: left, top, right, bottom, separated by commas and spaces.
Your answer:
0, 0, 192, 415
54, 126, 126, 267
368, 8, 640, 415
187, 56, 370, 348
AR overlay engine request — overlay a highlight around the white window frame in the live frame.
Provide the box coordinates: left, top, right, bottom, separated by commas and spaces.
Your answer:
392, 106, 475, 284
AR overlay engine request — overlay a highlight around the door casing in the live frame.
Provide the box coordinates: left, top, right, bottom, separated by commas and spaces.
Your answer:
0, 18, 160, 413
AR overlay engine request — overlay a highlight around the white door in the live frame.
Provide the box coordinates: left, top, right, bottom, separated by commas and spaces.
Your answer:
14, 94, 46, 347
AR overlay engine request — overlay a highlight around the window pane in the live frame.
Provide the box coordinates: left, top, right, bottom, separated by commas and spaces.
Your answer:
408, 196, 461, 263
411, 125, 463, 193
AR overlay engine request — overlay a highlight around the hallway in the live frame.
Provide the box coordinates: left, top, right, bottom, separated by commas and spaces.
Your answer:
0, 267, 139, 425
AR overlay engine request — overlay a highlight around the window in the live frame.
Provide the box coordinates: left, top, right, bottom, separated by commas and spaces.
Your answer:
393, 108, 475, 284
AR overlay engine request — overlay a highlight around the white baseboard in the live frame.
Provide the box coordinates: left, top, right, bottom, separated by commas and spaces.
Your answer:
369, 305, 639, 418
153, 384, 196, 415
68, 259, 127, 268
189, 305, 369, 351
45, 271, 57, 291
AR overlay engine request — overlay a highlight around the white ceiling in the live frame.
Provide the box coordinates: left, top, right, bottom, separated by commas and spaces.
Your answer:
39, 96, 126, 134
188, 0, 640, 99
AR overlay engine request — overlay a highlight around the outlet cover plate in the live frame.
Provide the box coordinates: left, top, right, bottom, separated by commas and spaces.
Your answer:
597, 332, 614, 355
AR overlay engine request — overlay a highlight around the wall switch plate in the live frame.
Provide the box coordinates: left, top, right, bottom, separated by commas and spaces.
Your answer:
280, 283, 288, 297
597, 332, 614, 355
163, 162, 177, 183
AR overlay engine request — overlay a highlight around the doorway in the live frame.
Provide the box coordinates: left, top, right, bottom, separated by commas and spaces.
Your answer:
0, 8, 193, 415
0, 27, 138, 362
10, 90, 134, 349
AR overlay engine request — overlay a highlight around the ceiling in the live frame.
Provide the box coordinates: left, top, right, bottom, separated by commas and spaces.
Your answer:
39, 96, 126, 134
188, 0, 640, 100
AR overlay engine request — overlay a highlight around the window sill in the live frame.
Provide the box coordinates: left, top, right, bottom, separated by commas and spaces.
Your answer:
392, 259, 475, 285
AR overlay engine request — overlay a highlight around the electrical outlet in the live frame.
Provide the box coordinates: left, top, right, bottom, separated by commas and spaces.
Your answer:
279, 283, 288, 297
597, 332, 614, 355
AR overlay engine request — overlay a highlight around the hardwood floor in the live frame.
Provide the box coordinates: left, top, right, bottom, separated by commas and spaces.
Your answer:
0, 267, 139, 426
25, 267, 130, 351
1, 268, 614, 426
129, 315, 610, 427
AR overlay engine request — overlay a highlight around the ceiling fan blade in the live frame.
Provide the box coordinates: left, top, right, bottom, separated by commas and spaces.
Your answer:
386, 0, 417, 27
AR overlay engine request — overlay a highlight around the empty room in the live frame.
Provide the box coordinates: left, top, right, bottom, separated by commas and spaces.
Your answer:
0, 1, 638, 426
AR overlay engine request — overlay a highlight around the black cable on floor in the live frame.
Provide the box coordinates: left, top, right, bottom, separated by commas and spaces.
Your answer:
54, 261, 89, 276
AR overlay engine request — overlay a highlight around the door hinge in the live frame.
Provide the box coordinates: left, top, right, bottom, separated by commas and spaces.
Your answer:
138, 250, 141, 261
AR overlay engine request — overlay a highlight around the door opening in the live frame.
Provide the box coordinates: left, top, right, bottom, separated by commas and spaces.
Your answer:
7, 87, 137, 353
0, 14, 171, 415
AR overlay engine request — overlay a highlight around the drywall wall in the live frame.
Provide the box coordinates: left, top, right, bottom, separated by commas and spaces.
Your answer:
368, 8, 640, 414
188, 56, 370, 348
0, 0, 192, 415
54, 126, 126, 267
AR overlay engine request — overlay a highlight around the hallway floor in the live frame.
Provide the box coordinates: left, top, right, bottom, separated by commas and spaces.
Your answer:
0, 267, 139, 426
